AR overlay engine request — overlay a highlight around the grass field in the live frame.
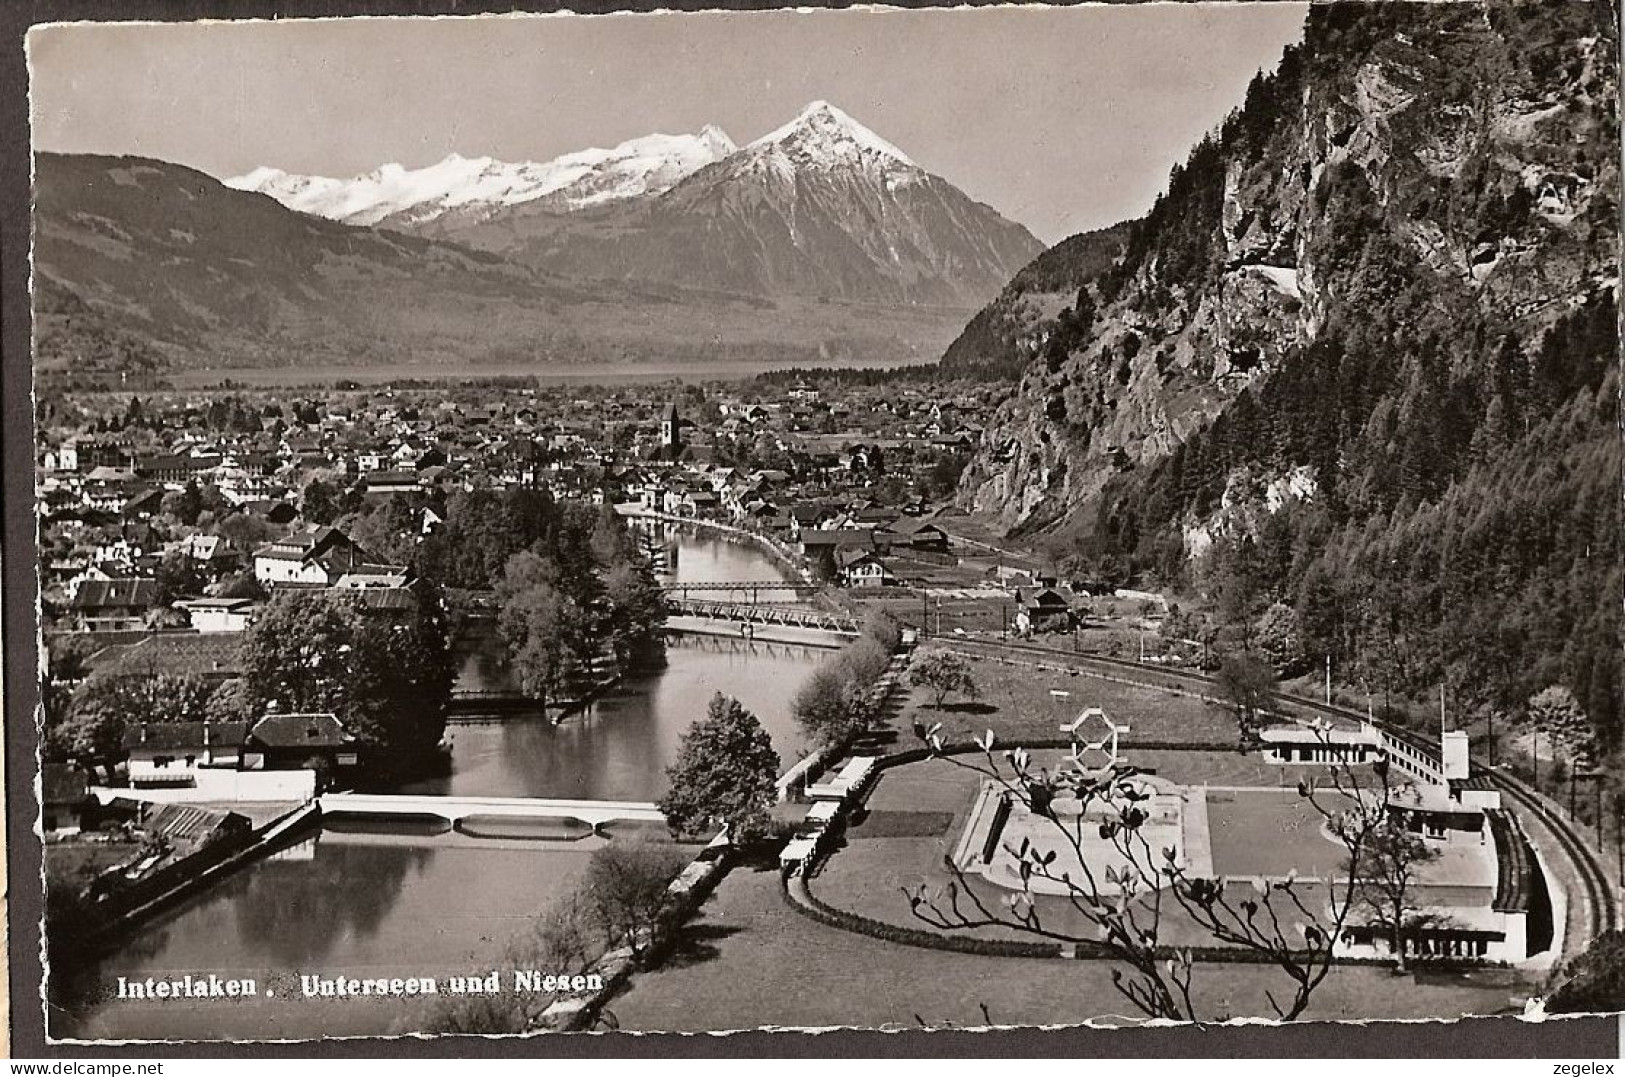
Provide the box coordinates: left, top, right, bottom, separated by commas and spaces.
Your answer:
894, 648, 1238, 748
610, 856, 1533, 1031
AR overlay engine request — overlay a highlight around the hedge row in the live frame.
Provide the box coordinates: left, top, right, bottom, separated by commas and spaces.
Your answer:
784, 873, 1067, 959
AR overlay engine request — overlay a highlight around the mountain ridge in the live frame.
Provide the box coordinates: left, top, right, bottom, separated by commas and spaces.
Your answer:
226, 101, 1044, 308
32, 151, 979, 373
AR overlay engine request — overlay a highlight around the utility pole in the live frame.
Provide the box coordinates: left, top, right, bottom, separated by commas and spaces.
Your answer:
1570, 767, 1578, 820
1595, 778, 1604, 848
1533, 728, 1540, 789
1325, 654, 1332, 706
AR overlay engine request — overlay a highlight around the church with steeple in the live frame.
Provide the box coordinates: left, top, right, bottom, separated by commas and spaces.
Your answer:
661, 402, 682, 454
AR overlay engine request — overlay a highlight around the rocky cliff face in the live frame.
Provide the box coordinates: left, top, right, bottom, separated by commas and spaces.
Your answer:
962, 0, 1618, 533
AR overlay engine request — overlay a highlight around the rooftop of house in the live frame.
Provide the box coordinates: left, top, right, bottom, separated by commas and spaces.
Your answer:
88, 632, 242, 679
71, 578, 160, 610
249, 711, 353, 750
121, 721, 250, 752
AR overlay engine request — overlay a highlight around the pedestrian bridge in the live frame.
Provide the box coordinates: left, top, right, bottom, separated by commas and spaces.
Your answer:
317, 793, 665, 826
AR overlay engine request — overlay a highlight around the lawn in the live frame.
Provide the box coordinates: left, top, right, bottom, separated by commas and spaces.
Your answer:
896, 648, 1238, 748
609, 854, 1534, 1031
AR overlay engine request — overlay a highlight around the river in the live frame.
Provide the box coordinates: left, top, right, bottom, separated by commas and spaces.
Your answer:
49, 529, 827, 1041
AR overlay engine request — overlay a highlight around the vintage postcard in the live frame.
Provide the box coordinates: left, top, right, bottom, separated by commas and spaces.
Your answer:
16, 0, 1623, 1049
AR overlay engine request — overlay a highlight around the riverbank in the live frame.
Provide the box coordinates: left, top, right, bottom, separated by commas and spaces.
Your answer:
52, 799, 320, 962
52, 530, 829, 1040
616, 506, 815, 588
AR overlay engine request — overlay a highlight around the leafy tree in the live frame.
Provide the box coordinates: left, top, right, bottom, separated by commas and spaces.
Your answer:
213, 570, 267, 601
301, 478, 341, 526
47, 635, 103, 686
46, 678, 128, 782
496, 551, 589, 711
1547, 930, 1625, 1014
658, 694, 780, 842
601, 560, 668, 669
214, 511, 275, 550
1215, 651, 1277, 748
1340, 814, 1442, 972
238, 587, 452, 763
909, 651, 978, 709
1255, 602, 1307, 676
1526, 685, 1594, 767
159, 481, 205, 526
205, 678, 251, 724
345, 496, 419, 567
46, 671, 212, 780
581, 838, 691, 960
792, 665, 873, 747
861, 608, 904, 653
154, 549, 206, 605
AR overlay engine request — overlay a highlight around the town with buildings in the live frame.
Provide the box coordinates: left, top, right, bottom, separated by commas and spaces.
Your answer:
19, 0, 1623, 1053
30, 364, 1609, 1040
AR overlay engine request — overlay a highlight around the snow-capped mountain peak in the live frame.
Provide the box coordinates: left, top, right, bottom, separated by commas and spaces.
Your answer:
745, 100, 917, 168
225, 126, 738, 228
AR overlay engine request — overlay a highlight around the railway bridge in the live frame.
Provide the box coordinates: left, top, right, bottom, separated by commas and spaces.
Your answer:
664, 597, 860, 635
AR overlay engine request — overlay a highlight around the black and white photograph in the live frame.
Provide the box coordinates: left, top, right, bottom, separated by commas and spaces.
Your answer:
12, 0, 1625, 1050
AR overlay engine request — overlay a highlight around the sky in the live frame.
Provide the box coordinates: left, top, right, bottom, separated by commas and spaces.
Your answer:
28, 5, 1307, 244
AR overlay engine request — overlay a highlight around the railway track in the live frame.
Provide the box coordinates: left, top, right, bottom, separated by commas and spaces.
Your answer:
935, 635, 1619, 957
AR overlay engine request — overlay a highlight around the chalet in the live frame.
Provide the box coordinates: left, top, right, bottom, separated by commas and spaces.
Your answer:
242, 711, 359, 780
840, 550, 898, 588
892, 519, 951, 554
1014, 585, 1084, 634
788, 505, 841, 538
120, 488, 166, 521
681, 489, 721, 517
252, 527, 375, 587
797, 529, 885, 556
177, 533, 242, 580
69, 578, 161, 632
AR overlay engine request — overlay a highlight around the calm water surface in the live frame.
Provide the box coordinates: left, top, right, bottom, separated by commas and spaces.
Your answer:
52, 533, 824, 1041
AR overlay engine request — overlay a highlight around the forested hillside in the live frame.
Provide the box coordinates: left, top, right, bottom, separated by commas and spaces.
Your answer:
960, 0, 1621, 746
940, 220, 1134, 378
